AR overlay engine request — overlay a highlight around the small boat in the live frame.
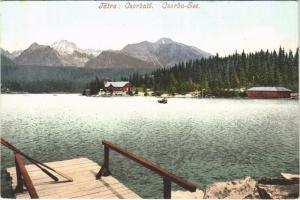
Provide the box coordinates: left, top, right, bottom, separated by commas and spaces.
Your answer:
158, 98, 167, 104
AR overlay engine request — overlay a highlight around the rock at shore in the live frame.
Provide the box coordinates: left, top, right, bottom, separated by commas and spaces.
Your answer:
256, 184, 299, 199
281, 173, 300, 181
256, 173, 299, 199
171, 173, 299, 199
204, 176, 258, 199
172, 189, 204, 199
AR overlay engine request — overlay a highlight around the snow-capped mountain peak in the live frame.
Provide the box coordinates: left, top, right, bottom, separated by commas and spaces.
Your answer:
51, 40, 101, 56
51, 40, 80, 55
84, 49, 102, 56
156, 38, 174, 45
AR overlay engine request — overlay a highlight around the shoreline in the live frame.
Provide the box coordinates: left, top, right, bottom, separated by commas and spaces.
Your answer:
2, 93, 298, 100
172, 173, 299, 199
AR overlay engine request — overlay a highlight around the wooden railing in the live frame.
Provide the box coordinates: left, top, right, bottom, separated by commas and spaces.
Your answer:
96, 140, 197, 199
14, 152, 39, 198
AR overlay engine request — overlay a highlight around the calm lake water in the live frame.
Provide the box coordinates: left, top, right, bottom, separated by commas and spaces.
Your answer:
1, 94, 299, 198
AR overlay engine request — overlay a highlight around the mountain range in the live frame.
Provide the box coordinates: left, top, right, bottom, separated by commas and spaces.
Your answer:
1, 38, 210, 69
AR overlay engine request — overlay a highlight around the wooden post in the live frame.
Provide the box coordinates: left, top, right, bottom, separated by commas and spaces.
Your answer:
14, 153, 39, 198
96, 145, 111, 179
103, 145, 109, 170
102, 145, 111, 176
163, 177, 171, 199
14, 155, 24, 193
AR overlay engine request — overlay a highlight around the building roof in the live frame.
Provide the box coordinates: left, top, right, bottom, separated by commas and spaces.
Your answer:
104, 81, 130, 88
247, 87, 292, 92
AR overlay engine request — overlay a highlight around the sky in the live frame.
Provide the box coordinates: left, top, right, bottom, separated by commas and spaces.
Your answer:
0, 1, 298, 56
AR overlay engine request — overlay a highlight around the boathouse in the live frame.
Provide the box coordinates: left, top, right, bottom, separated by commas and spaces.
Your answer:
104, 81, 132, 94
246, 87, 292, 99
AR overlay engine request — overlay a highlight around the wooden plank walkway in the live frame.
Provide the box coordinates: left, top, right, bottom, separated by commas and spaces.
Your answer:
6, 157, 141, 199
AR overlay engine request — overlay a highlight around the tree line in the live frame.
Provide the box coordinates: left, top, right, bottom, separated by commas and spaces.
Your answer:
127, 47, 298, 97
1, 62, 151, 93
3, 47, 298, 95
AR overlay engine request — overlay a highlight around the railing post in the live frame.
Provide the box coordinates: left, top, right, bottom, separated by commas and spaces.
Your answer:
14, 153, 39, 198
103, 145, 109, 171
96, 145, 111, 179
14, 154, 24, 193
163, 177, 171, 199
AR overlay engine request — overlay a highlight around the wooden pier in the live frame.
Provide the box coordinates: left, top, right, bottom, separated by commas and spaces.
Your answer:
3, 138, 197, 199
6, 157, 141, 199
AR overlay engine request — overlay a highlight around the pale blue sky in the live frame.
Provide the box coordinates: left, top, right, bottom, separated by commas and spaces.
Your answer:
0, 1, 298, 56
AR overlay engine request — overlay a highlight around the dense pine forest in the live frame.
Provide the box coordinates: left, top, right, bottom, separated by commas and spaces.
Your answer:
128, 47, 299, 96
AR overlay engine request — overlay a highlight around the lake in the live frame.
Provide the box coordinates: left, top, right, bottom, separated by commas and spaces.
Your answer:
1, 94, 299, 198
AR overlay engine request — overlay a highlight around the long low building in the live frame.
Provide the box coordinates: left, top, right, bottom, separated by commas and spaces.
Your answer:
246, 87, 292, 99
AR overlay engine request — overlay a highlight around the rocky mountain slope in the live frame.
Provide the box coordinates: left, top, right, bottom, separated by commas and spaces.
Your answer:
51, 40, 100, 67
1, 54, 16, 66
1, 48, 13, 59
121, 38, 210, 67
51, 40, 101, 56
0, 48, 22, 60
84, 50, 157, 69
84, 38, 210, 69
14, 43, 70, 67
